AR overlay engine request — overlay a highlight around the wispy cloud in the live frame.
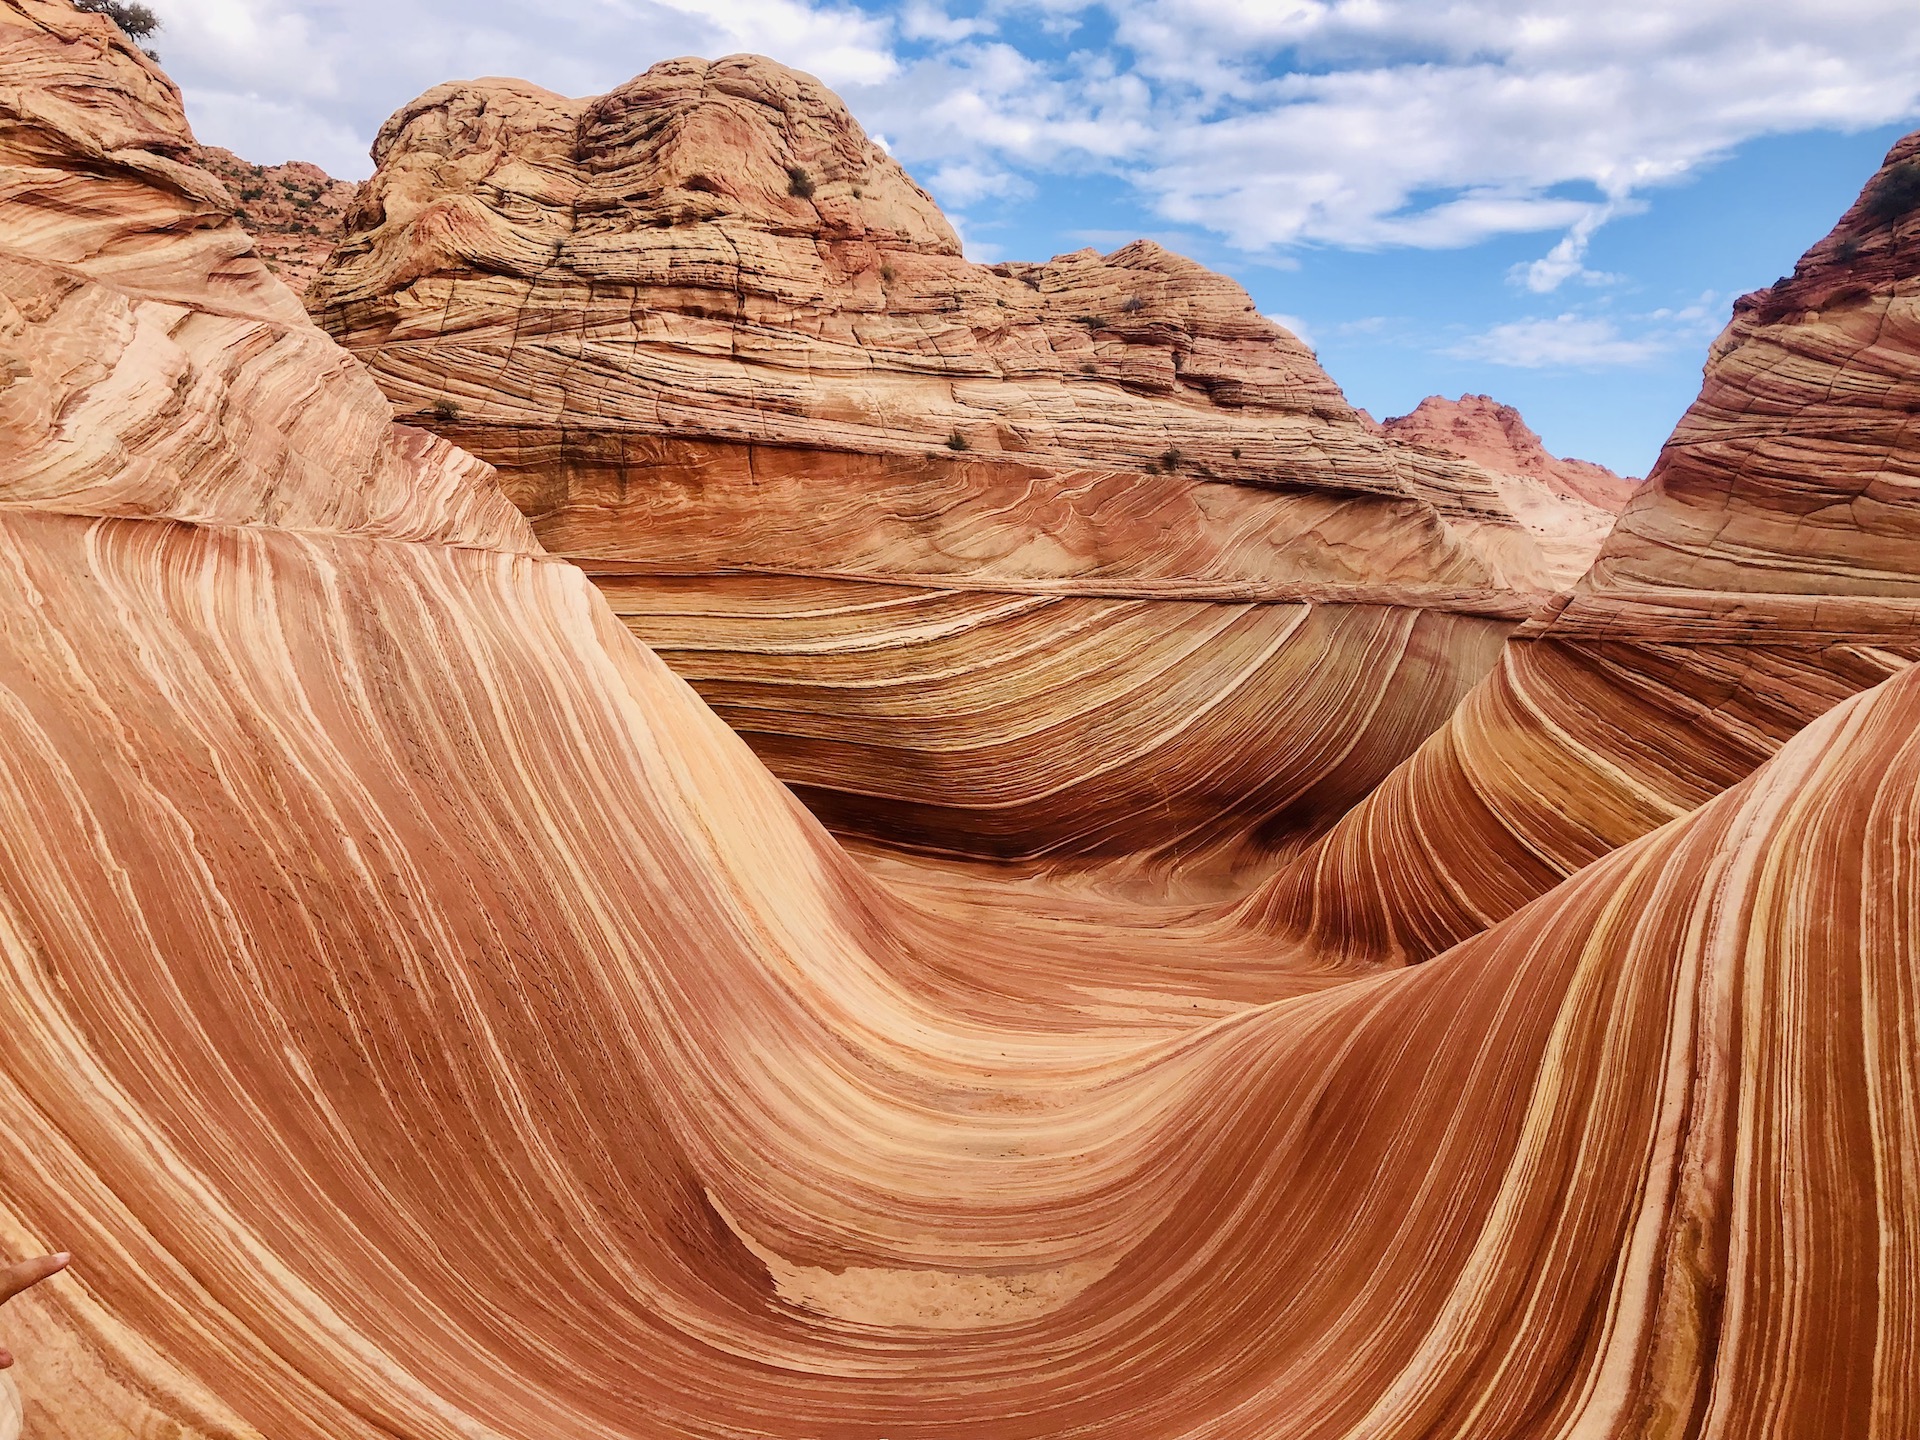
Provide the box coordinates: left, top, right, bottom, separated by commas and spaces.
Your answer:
158, 0, 1920, 276
1447, 295, 1725, 368
899, 0, 993, 43
869, 0, 1920, 262
1508, 204, 1633, 292
1264, 312, 1315, 349
158, 0, 901, 175
926, 159, 1032, 206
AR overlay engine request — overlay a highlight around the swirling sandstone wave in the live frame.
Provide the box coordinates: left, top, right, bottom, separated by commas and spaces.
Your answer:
4, 5, 1920, 1436
1245, 133, 1920, 961
307, 57, 1612, 863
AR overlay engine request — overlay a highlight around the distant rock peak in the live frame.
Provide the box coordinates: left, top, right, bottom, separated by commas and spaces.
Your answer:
190, 145, 358, 296
1381, 394, 1639, 513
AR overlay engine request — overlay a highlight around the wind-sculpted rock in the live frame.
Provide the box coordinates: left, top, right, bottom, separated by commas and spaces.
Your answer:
1245, 136, 1920, 961
4, 5, 1920, 1436
309, 56, 1616, 864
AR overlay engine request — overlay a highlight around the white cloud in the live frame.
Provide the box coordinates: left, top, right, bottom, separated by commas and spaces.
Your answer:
649, 0, 899, 84
155, 0, 899, 175
901, 0, 993, 42
1448, 297, 1725, 368
1097, 2, 1920, 255
179, 89, 371, 177
1331, 315, 1390, 336
947, 213, 1006, 262
1450, 314, 1669, 368
1508, 204, 1630, 292
1265, 312, 1314, 349
926, 159, 1032, 206
151, 0, 1920, 269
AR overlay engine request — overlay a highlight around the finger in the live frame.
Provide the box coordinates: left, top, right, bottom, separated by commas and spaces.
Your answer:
0, 1253, 68, 1306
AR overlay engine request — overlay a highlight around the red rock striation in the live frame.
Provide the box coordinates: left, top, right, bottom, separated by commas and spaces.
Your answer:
1245, 134, 1920, 962
307, 58, 1616, 867
5, 10, 1920, 1439
189, 145, 356, 295
1382, 393, 1639, 512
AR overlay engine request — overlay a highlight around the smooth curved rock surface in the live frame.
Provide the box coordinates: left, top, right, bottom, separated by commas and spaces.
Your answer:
308, 56, 1615, 864
4, 6, 1920, 1437
1246, 136, 1920, 961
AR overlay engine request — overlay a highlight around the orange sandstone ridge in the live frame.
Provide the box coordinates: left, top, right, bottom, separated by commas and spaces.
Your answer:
307, 56, 1620, 868
2, 5, 1920, 1439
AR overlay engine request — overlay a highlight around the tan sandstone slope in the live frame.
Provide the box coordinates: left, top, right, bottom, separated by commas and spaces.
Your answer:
306, 57, 1617, 870
5, 8, 1920, 1437
1245, 135, 1920, 962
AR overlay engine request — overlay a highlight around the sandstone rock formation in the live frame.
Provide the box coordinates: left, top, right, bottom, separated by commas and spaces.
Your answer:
1245, 137, 1920, 962
1381, 392, 1639, 512
4, 5, 1920, 1437
190, 145, 356, 294
307, 58, 1617, 866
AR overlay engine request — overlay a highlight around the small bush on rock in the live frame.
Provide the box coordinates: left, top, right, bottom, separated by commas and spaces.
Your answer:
945, 431, 970, 452
73, 0, 158, 55
786, 166, 816, 200
430, 398, 462, 423
1866, 160, 1920, 225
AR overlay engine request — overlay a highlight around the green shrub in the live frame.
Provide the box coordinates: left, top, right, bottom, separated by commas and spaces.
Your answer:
430, 398, 462, 423
945, 430, 969, 452
73, 0, 158, 41
786, 166, 816, 200
1158, 447, 1185, 472
1866, 160, 1920, 224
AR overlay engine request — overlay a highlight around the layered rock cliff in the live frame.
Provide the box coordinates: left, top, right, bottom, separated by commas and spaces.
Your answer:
5, 9, 1920, 1438
308, 58, 1615, 867
1246, 137, 1920, 960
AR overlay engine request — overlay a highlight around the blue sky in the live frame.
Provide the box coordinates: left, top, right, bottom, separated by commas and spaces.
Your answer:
156, 0, 1920, 477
